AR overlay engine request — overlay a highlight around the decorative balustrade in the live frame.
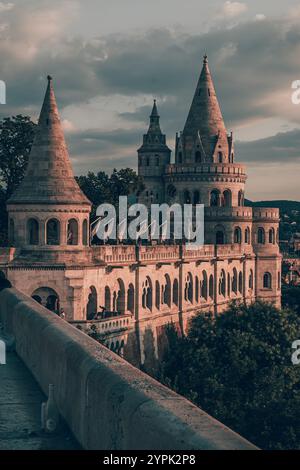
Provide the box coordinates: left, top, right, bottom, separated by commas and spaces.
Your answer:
165, 162, 247, 177
205, 207, 253, 219
70, 314, 133, 335
253, 207, 280, 221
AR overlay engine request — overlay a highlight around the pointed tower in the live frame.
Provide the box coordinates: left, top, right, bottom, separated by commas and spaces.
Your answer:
7, 76, 91, 250
164, 55, 249, 244
176, 55, 234, 164
138, 100, 171, 206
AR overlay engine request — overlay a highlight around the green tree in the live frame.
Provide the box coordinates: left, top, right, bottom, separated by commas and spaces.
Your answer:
161, 302, 300, 449
0, 115, 36, 244
77, 168, 141, 219
282, 285, 300, 315
0, 115, 36, 198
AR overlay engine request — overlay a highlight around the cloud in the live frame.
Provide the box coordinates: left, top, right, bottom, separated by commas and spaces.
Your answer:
0, 0, 299, 199
221, 1, 248, 18
255, 14, 266, 21
0, 2, 13, 13
236, 129, 300, 164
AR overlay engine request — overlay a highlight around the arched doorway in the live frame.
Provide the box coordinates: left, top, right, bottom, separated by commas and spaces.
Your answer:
31, 287, 60, 314
87, 286, 97, 320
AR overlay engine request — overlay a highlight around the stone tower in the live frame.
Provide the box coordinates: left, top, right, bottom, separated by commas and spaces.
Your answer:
7, 76, 91, 256
163, 55, 247, 245
138, 100, 171, 207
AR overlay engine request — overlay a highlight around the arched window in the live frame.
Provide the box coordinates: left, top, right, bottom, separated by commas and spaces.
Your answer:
142, 277, 152, 310
238, 272, 243, 294
210, 189, 220, 207
201, 271, 208, 300
116, 279, 125, 314
227, 273, 231, 297
105, 286, 111, 311
82, 219, 88, 246
219, 270, 226, 296
155, 281, 160, 309
31, 287, 59, 314
238, 190, 244, 206
193, 190, 200, 205
178, 152, 182, 163
183, 190, 191, 204
87, 286, 97, 320
269, 228, 275, 244
232, 268, 238, 294
234, 227, 242, 244
257, 227, 265, 244
164, 275, 171, 307
223, 189, 232, 207
155, 155, 159, 166
185, 273, 193, 303
218, 152, 223, 163
27, 218, 39, 245
209, 275, 214, 299
173, 279, 179, 306
245, 227, 250, 244
9, 219, 14, 245
216, 230, 225, 245
195, 151, 202, 163
46, 219, 60, 245
249, 269, 254, 290
67, 219, 78, 245
167, 184, 176, 199
263, 272, 272, 289
195, 276, 199, 303
127, 284, 134, 314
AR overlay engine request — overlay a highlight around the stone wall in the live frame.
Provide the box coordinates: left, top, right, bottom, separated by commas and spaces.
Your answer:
0, 287, 257, 450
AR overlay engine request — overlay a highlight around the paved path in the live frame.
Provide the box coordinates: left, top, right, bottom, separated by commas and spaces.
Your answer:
0, 351, 79, 450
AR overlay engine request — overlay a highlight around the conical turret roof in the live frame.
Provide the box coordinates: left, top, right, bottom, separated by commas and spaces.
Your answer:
8, 76, 91, 206
182, 55, 230, 160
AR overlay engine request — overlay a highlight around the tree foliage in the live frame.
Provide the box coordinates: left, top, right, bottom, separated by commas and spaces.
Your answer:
0, 115, 36, 244
282, 285, 300, 316
76, 168, 141, 219
161, 302, 300, 449
0, 115, 36, 198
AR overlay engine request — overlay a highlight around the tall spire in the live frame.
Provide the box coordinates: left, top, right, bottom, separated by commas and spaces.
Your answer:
138, 100, 170, 152
182, 55, 230, 162
147, 99, 162, 134
8, 76, 90, 205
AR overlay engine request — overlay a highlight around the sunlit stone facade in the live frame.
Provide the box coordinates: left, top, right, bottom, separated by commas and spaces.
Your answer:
0, 58, 281, 368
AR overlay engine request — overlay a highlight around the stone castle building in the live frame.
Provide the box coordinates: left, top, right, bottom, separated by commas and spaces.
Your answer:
0, 57, 281, 368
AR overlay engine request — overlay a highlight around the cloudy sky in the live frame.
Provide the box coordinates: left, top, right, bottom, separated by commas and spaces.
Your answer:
1, 0, 300, 201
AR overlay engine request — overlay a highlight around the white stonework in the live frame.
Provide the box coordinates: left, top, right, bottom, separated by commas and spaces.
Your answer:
0, 58, 281, 368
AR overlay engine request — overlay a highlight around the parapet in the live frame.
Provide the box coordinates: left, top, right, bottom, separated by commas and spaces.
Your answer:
253, 207, 280, 222
0, 287, 257, 450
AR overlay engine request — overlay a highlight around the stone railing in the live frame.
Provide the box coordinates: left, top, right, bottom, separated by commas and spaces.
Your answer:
139, 245, 180, 262
253, 207, 280, 222
70, 314, 133, 335
182, 245, 215, 260
216, 244, 253, 257
0, 288, 257, 450
205, 207, 253, 219
92, 245, 136, 264
165, 163, 247, 177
